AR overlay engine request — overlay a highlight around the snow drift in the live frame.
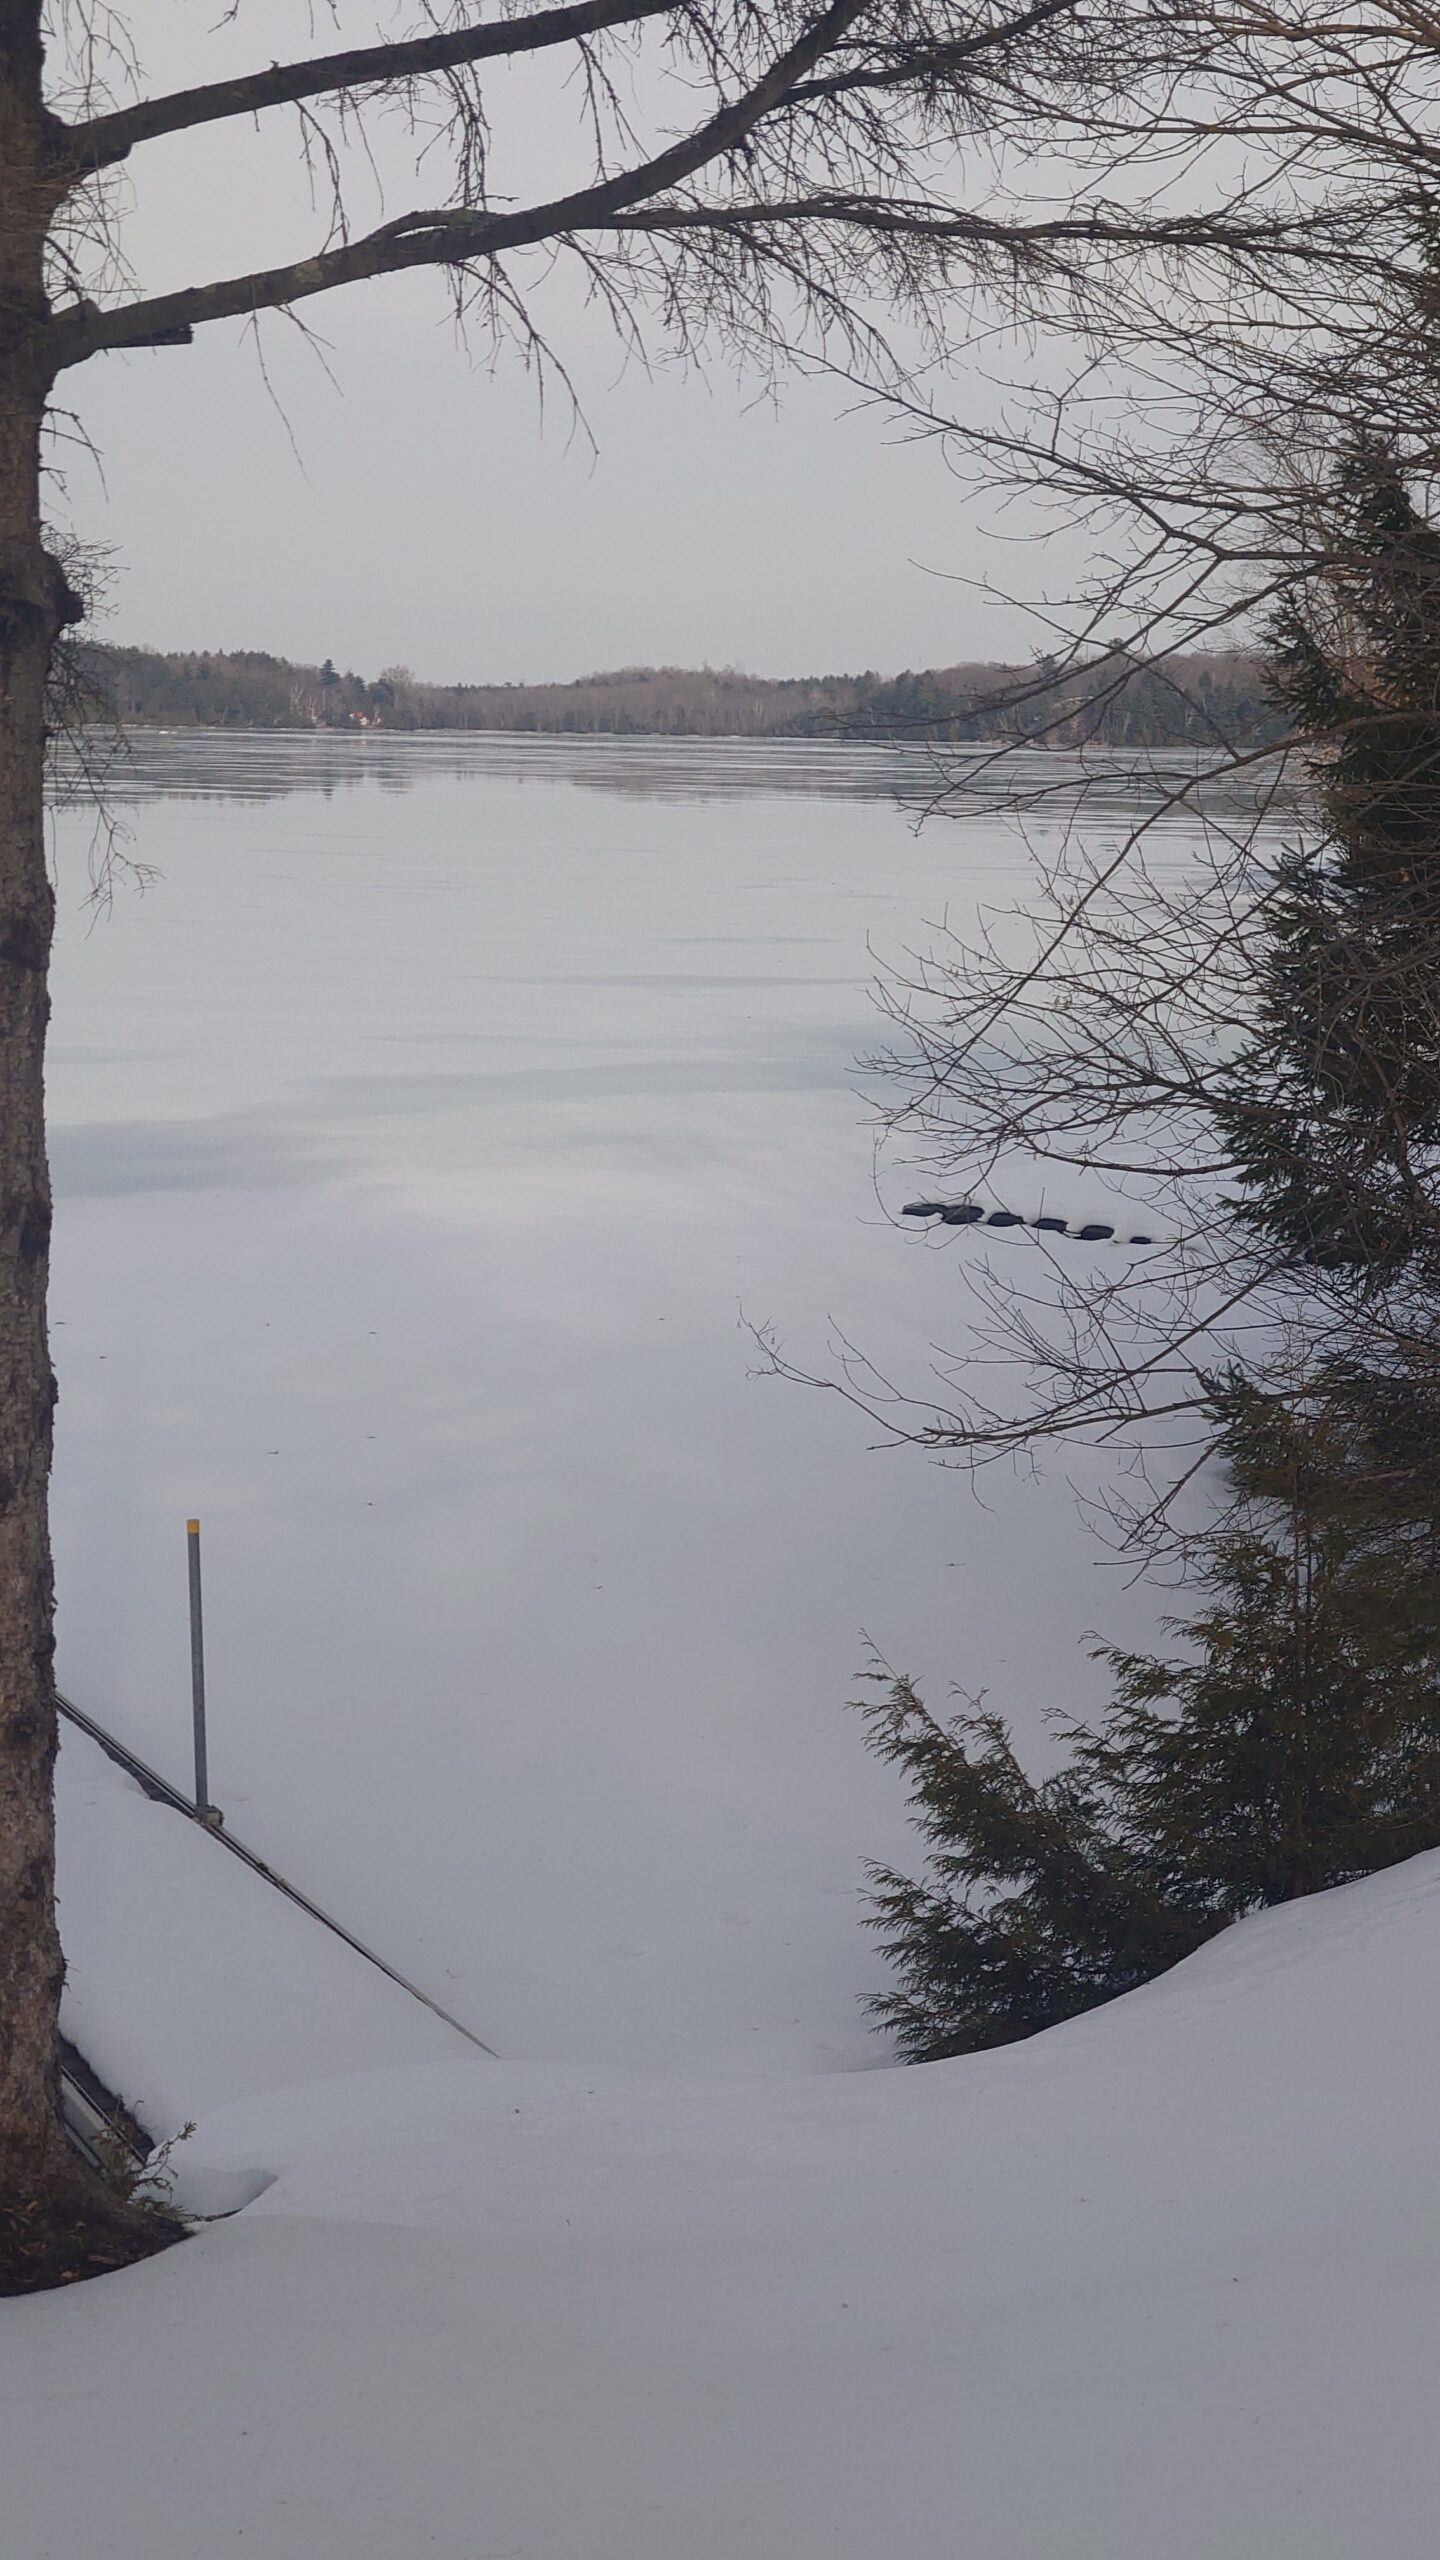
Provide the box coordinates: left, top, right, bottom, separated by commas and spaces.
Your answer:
9, 1820, 1440, 2559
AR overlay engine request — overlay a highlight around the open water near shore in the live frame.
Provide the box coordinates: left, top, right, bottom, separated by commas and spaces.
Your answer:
48, 731, 1199, 2070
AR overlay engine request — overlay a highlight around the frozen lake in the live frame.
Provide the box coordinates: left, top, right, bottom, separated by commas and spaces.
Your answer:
48, 732, 1178, 2072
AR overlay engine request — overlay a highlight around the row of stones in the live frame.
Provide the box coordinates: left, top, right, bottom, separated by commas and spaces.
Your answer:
902, 1202, 1154, 1245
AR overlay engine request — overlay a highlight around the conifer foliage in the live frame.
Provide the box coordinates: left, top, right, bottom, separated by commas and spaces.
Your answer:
1219, 446, 1440, 1281
861, 1390, 1440, 2059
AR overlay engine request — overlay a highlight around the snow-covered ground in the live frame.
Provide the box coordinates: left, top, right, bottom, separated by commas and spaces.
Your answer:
22, 1716, 1440, 2555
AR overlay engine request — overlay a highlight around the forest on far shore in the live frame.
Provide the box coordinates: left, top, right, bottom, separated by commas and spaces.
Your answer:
79, 641, 1278, 747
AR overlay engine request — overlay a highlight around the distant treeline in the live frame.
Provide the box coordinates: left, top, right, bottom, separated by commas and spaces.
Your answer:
79, 642, 1280, 747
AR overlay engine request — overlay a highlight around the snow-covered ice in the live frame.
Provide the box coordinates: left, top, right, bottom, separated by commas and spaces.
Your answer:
45, 735, 1196, 2073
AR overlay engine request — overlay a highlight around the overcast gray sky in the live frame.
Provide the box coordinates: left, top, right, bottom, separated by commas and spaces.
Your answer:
63, 6, 1057, 685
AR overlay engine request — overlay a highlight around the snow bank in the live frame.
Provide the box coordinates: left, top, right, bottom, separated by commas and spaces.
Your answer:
12, 1830, 1440, 2558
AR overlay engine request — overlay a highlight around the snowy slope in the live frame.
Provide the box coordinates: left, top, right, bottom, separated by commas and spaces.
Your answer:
10, 1842, 1440, 2559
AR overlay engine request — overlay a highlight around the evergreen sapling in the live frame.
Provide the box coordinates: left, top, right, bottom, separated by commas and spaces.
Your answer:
860, 1389, 1440, 2059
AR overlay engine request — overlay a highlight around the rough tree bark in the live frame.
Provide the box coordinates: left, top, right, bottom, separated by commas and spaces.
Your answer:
0, 0, 87, 2223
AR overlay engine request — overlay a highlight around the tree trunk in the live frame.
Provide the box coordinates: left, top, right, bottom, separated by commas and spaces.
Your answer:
0, 0, 71, 2222
0, 375, 71, 2211
0, 7, 174, 2278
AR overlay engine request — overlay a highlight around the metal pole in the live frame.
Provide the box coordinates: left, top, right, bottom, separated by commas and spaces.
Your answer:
187, 1518, 208, 1816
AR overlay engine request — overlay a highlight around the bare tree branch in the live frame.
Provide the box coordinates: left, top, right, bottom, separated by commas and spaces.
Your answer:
48, 0, 958, 366
63, 0, 681, 172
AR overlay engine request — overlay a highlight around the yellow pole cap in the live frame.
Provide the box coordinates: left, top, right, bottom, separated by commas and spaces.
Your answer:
186, 1519, 200, 1535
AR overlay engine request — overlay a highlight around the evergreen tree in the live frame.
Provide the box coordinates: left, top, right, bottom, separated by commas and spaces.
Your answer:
861, 1387, 1440, 2059
1219, 445, 1440, 1281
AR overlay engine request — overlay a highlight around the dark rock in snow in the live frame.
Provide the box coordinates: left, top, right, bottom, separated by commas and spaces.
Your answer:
900, 1200, 1150, 1246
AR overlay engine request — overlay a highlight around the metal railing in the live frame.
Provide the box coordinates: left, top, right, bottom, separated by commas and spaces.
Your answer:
57, 1689, 496, 2059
